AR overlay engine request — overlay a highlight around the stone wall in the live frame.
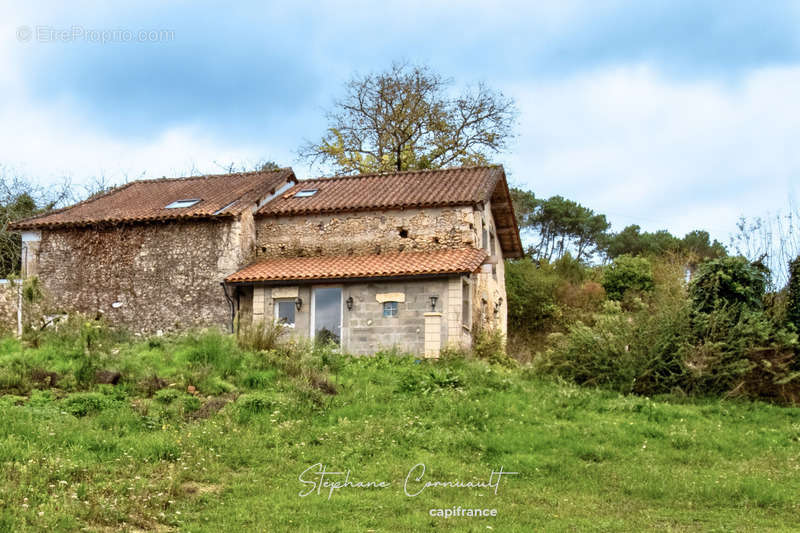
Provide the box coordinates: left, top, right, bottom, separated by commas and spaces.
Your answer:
254, 207, 479, 258
35, 219, 247, 334
0, 281, 19, 333
472, 200, 508, 335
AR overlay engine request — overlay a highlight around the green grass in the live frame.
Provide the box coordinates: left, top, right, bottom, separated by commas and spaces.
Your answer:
0, 327, 799, 531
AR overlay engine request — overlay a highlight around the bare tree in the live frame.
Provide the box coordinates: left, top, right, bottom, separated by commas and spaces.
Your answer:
730, 201, 800, 290
0, 167, 73, 277
299, 62, 517, 175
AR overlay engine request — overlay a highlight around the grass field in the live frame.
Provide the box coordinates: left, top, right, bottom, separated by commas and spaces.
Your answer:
0, 323, 798, 531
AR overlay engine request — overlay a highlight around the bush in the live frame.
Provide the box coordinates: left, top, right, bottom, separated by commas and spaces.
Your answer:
237, 392, 276, 420
535, 300, 691, 395
238, 321, 285, 351
505, 258, 559, 334
472, 328, 514, 366
689, 256, 767, 316
602, 255, 654, 301
684, 307, 799, 400
154, 388, 181, 404
63, 392, 110, 417
787, 255, 800, 332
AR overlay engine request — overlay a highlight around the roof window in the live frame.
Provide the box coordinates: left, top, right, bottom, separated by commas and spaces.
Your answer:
165, 199, 201, 209
293, 189, 318, 198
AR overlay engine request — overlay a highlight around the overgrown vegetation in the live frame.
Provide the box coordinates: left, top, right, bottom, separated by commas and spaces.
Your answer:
507, 250, 800, 403
0, 320, 799, 531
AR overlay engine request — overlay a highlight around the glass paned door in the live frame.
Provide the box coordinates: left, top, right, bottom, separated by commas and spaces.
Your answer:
312, 287, 341, 344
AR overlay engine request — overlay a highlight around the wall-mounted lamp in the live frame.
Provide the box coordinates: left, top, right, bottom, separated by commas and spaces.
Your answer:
295, 297, 303, 311
429, 295, 438, 311
494, 297, 503, 315
346, 296, 354, 311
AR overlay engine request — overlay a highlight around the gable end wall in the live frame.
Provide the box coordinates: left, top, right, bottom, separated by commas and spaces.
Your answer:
36, 219, 247, 333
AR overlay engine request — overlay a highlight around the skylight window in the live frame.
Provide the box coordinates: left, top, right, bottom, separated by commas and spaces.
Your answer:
293, 189, 318, 198
165, 199, 201, 209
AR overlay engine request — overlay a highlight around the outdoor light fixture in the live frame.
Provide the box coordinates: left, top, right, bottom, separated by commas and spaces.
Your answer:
429, 295, 438, 311
494, 297, 503, 315
295, 297, 303, 311
346, 296, 354, 311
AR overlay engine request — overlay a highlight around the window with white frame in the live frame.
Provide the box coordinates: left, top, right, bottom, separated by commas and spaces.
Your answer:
274, 299, 296, 327
165, 199, 201, 209
383, 301, 398, 317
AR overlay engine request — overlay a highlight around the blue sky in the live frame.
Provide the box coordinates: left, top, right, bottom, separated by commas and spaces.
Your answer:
2, 1, 799, 245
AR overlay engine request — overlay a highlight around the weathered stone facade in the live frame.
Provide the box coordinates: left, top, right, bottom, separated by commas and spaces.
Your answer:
255, 207, 478, 259
16, 166, 518, 353
245, 202, 508, 354
33, 219, 248, 333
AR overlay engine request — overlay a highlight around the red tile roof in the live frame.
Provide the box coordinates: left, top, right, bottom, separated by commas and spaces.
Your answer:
258, 166, 503, 216
11, 168, 296, 230
257, 165, 523, 259
225, 248, 487, 283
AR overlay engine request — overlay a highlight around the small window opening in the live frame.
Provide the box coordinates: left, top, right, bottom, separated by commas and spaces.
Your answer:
165, 199, 201, 209
294, 189, 318, 198
383, 301, 398, 317
275, 299, 296, 327
398, 228, 409, 238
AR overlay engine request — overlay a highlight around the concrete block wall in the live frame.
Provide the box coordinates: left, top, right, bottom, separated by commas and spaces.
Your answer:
247, 278, 461, 356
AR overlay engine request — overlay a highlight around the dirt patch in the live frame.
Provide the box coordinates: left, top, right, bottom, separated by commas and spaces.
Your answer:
30, 368, 59, 388
141, 375, 169, 396
311, 375, 338, 395
95, 370, 122, 385
189, 397, 229, 419
181, 482, 222, 496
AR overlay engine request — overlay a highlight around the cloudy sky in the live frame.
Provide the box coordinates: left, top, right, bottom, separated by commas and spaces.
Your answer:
1, 1, 798, 244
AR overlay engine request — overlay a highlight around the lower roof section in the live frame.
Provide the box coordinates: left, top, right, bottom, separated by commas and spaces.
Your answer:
225, 248, 488, 284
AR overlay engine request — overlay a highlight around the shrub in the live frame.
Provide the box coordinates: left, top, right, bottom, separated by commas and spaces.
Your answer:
472, 328, 514, 366
602, 254, 654, 301
689, 256, 767, 316
154, 388, 181, 404
683, 307, 799, 399
238, 321, 285, 351
787, 255, 800, 332
535, 300, 691, 395
237, 392, 275, 414
63, 392, 110, 417
505, 258, 559, 334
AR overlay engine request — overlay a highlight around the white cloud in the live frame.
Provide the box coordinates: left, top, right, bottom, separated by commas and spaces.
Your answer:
504, 64, 800, 244
0, 94, 272, 187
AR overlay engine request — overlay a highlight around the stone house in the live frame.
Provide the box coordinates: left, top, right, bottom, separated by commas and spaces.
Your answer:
12, 165, 522, 356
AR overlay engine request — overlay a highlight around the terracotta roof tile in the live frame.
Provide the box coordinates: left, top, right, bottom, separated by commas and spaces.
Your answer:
257, 166, 503, 216
256, 165, 523, 259
225, 248, 487, 283
11, 168, 296, 230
